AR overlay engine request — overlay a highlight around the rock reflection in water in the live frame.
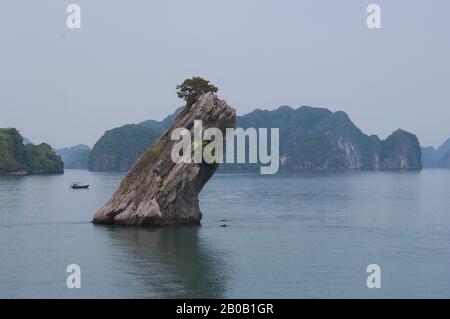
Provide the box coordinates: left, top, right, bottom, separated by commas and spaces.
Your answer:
99, 225, 228, 298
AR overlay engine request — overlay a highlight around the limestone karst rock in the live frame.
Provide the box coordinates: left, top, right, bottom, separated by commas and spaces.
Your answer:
90, 104, 423, 172
0, 128, 64, 175
92, 93, 236, 226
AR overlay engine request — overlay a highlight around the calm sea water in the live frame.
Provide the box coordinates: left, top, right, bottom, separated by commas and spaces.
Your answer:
0, 169, 449, 298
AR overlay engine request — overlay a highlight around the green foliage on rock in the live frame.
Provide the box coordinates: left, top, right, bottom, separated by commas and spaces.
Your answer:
176, 77, 218, 106
0, 128, 64, 175
148, 145, 161, 158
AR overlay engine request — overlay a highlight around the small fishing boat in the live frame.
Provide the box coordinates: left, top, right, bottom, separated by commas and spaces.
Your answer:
70, 182, 89, 189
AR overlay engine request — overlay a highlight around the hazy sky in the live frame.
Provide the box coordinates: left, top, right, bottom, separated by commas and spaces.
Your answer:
0, 0, 449, 148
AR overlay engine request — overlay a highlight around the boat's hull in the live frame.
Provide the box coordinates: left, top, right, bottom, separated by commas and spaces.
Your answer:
71, 185, 89, 189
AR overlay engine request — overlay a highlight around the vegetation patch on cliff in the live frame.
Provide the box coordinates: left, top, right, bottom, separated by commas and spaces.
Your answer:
0, 128, 64, 175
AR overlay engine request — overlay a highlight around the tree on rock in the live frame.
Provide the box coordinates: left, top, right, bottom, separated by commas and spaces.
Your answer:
176, 77, 219, 106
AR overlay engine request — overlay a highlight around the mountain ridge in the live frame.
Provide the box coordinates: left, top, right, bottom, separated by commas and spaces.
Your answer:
88, 104, 422, 172
223, 105, 421, 171
88, 124, 160, 171
0, 128, 64, 175
421, 138, 450, 168
55, 144, 91, 169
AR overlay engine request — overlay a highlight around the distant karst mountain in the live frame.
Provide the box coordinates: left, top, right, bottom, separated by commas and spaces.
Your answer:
421, 138, 450, 168
88, 105, 422, 172
222, 106, 421, 171
22, 136, 33, 145
88, 124, 161, 171
139, 106, 182, 132
55, 144, 91, 169
88, 108, 183, 172
0, 128, 64, 175
438, 152, 450, 168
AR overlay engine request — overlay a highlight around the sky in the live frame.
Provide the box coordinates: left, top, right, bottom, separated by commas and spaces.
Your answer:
0, 0, 449, 149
